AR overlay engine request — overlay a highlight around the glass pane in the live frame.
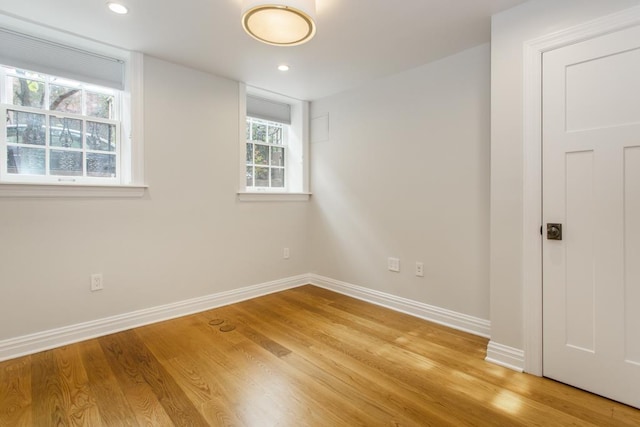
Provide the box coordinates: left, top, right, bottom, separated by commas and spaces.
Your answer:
7, 146, 45, 175
86, 92, 114, 119
246, 166, 253, 187
252, 122, 266, 142
246, 119, 251, 141
246, 143, 253, 164
6, 110, 46, 145
255, 167, 269, 187
271, 146, 284, 166
86, 121, 116, 152
268, 125, 282, 145
50, 117, 83, 149
50, 150, 83, 176
255, 144, 269, 165
50, 84, 82, 114
271, 168, 285, 188
87, 153, 116, 177
9, 76, 45, 108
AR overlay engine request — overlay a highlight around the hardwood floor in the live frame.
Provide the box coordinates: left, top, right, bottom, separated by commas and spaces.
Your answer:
1, 285, 639, 426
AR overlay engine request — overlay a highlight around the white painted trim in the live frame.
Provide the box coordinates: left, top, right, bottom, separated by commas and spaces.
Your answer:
241, 85, 309, 195
128, 51, 145, 186
308, 274, 491, 338
237, 192, 311, 202
0, 273, 491, 362
0, 16, 145, 190
238, 83, 248, 192
522, 6, 640, 376
485, 341, 525, 372
0, 274, 308, 362
0, 182, 147, 198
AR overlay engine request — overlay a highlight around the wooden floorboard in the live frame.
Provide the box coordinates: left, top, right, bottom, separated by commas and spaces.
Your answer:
1, 285, 639, 426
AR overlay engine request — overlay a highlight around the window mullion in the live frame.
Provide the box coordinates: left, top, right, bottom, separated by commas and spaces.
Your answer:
268, 137, 272, 188
45, 74, 50, 111
82, 118, 87, 177
252, 142, 256, 188
45, 113, 50, 177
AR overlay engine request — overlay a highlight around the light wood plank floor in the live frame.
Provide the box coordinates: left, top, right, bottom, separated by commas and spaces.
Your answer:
1, 285, 639, 426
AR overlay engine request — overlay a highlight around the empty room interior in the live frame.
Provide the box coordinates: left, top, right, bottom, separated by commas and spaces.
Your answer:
1, 0, 640, 425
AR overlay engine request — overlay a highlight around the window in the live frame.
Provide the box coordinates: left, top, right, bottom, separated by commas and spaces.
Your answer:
1, 66, 121, 183
246, 117, 287, 189
0, 19, 144, 196
239, 85, 309, 200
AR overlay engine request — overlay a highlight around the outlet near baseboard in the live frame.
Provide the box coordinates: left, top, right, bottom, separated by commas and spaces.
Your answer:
387, 257, 400, 272
415, 262, 424, 277
90, 273, 103, 292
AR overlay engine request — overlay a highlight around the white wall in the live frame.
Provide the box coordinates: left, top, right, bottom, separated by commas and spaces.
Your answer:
490, 0, 640, 351
0, 56, 310, 341
309, 45, 491, 320
8, 0, 637, 355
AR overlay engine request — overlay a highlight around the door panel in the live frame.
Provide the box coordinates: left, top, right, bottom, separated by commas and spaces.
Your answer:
543, 24, 640, 409
566, 48, 640, 131
565, 150, 595, 352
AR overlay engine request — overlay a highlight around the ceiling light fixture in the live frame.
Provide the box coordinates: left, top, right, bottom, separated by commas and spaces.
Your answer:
241, 0, 316, 47
278, 64, 290, 71
107, 2, 129, 14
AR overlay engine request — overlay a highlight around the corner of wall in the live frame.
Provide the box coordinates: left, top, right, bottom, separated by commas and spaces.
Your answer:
485, 340, 525, 372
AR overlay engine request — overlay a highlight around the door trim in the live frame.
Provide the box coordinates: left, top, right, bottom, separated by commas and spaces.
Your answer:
522, 5, 640, 376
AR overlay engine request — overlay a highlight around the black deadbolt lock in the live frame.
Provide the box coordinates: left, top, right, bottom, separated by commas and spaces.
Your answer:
547, 223, 563, 240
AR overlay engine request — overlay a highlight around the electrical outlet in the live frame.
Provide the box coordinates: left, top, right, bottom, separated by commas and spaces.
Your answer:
388, 257, 400, 272
90, 273, 103, 292
416, 262, 424, 277
283, 247, 290, 259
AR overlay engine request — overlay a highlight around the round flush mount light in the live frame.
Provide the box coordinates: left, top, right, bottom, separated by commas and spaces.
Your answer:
242, 0, 316, 46
278, 64, 290, 71
107, 2, 129, 14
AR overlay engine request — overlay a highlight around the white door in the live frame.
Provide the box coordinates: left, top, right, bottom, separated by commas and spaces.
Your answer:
543, 24, 640, 409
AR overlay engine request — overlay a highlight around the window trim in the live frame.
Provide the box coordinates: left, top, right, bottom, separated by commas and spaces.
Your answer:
0, 182, 146, 198
1, 103, 122, 185
238, 83, 310, 201
0, 14, 145, 198
245, 117, 288, 192
237, 192, 310, 202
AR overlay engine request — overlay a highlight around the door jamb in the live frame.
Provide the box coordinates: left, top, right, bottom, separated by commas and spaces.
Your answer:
522, 6, 640, 376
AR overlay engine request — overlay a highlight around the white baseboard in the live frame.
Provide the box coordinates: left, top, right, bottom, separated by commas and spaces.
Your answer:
308, 274, 491, 338
485, 340, 525, 372
1, 273, 496, 363
0, 274, 308, 362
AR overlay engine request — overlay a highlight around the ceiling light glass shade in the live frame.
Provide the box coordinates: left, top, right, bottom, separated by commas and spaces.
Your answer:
106, 2, 128, 14
242, 0, 317, 46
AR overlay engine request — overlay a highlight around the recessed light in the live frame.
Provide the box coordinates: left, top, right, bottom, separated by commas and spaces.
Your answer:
278, 65, 290, 71
107, 2, 128, 14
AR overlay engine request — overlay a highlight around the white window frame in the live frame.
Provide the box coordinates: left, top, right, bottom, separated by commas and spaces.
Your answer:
245, 116, 288, 191
1, 67, 122, 185
238, 84, 310, 202
0, 14, 145, 198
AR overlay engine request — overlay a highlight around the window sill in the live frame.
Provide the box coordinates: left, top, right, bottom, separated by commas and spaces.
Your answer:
0, 182, 147, 198
237, 192, 311, 202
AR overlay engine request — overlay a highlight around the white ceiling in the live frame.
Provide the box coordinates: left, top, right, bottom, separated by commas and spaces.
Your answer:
0, 0, 526, 100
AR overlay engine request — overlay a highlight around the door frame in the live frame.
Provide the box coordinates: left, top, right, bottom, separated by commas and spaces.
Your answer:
522, 6, 640, 376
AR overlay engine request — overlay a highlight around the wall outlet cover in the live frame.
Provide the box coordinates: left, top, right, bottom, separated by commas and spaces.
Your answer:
388, 257, 400, 272
90, 273, 104, 291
